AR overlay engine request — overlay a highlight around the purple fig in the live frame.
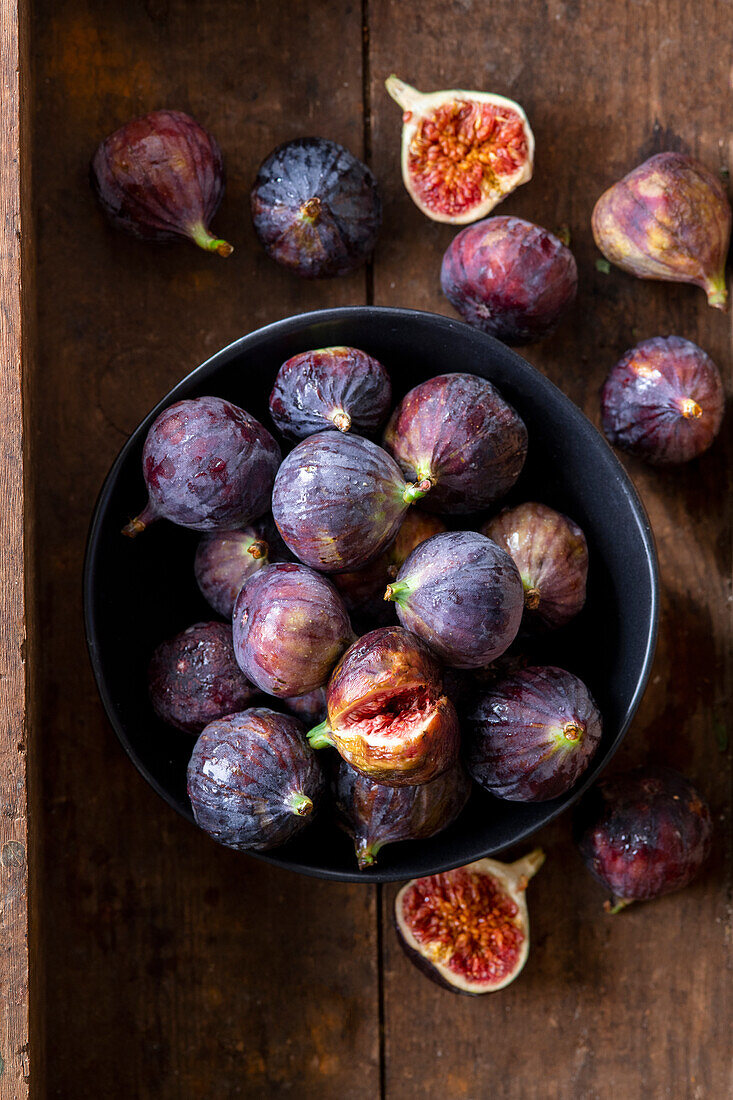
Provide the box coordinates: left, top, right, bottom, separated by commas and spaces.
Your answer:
592, 152, 731, 309
384, 531, 524, 669
91, 109, 232, 256
466, 665, 602, 802
251, 137, 381, 278
123, 396, 281, 537
383, 373, 527, 514
195, 527, 269, 618
283, 687, 328, 725
441, 216, 577, 344
601, 336, 725, 465
187, 708, 325, 850
148, 621, 257, 734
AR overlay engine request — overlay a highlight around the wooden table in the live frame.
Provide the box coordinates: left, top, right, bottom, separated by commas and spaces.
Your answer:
2, 1, 731, 1095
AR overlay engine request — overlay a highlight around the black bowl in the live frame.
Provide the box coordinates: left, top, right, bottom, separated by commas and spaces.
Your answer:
84, 307, 658, 883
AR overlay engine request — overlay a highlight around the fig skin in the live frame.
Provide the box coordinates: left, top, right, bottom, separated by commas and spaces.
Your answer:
194, 527, 269, 618
575, 765, 713, 911
91, 109, 232, 256
592, 152, 731, 309
308, 626, 460, 786
466, 665, 602, 802
123, 396, 281, 537
600, 336, 725, 465
334, 759, 471, 870
269, 346, 392, 440
251, 137, 382, 278
148, 622, 258, 734
441, 217, 578, 345
187, 708, 324, 851
383, 373, 528, 514
483, 502, 588, 630
284, 687, 328, 725
271, 431, 430, 573
232, 563, 353, 699
385, 531, 524, 669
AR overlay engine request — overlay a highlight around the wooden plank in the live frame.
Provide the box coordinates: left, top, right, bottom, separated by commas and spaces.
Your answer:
369, 1, 732, 1096
30, 1, 379, 1096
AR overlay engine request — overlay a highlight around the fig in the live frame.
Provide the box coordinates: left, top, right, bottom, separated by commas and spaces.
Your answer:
91, 109, 232, 256
592, 152, 731, 309
269, 346, 392, 440
148, 621, 257, 734
187, 708, 324, 851
600, 336, 725, 465
383, 373, 527, 514
395, 849, 545, 994
385, 510, 447, 579
283, 687, 328, 726
575, 765, 712, 912
271, 432, 431, 573
466, 665, 602, 802
385, 76, 534, 225
334, 759, 471, 870
123, 396, 281, 537
441, 217, 578, 345
194, 527, 269, 618
385, 531, 524, 669
232, 562, 353, 699
483, 502, 588, 630
308, 626, 460, 786
250, 137, 381, 278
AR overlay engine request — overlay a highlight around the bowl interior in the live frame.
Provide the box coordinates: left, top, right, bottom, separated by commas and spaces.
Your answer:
84, 307, 658, 882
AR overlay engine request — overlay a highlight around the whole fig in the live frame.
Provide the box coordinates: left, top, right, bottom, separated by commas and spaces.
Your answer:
195, 527, 269, 618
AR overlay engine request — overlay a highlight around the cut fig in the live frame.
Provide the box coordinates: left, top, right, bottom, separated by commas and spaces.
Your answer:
194, 527, 269, 618
386, 76, 534, 224
395, 849, 544, 993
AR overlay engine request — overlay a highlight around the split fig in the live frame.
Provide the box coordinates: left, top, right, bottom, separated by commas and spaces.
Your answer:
195, 527, 269, 618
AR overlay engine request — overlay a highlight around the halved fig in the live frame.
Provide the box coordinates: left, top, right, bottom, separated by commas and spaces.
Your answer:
395, 849, 544, 994
307, 626, 460, 786
386, 76, 534, 224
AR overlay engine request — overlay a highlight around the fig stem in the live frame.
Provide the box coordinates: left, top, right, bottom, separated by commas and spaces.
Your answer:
189, 221, 234, 257
331, 409, 352, 432
287, 792, 313, 818
385, 74, 423, 114
510, 847, 545, 887
403, 478, 432, 504
356, 842, 377, 869
704, 274, 727, 310
384, 580, 410, 604
562, 722, 583, 743
121, 499, 158, 538
300, 197, 322, 224
524, 585, 541, 611
605, 897, 633, 915
307, 720, 335, 750
680, 397, 702, 420
247, 539, 269, 560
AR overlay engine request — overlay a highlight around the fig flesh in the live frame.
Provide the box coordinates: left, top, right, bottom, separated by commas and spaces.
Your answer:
483, 502, 588, 630
251, 137, 381, 278
575, 765, 712, 912
592, 152, 731, 309
187, 708, 324, 850
383, 373, 527, 514
441, 217, 578, 345
466, 665, 602, 801
385, 76, 534, 224
123, 396, 281, 537
148, 621, 258, 734
601, 336, 725, 465
271, 432, 431, 573
91, 109, 232, 256
335, 759, 471, 870
308, 626, 460, 786
385, 531, 524, 668
195, 527, 269, 618
232, 563, 353, 698
395, 849, 544, 993
269, 346, 392, 440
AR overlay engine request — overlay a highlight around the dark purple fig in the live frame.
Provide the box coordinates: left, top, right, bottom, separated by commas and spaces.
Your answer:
283, 687, 328, 725
385, 510, 447, 578
195, 528, 269, 618
271, 432, 431, 573
383, 373, 527, 514
334, 759, 471, 869
466, 665, 602, 802
91, 109, 232, 256
441, 216, 577, 344
483, 502, 588, 631
308, 626, 460, 786
232, 562, 353, 698
601, 336, 725, 465
187, 708, 324, 850
148, 621, 257, 734
269, 346, 392, 440
575, 765, 713, 912
385, 531, 523, 669
123, 396, 281, 537
251, 137, 381, 278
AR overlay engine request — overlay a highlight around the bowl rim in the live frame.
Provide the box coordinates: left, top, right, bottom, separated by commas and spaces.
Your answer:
83, 305, 659, 883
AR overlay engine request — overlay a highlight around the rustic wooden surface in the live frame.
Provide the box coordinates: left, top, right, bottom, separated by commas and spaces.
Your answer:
22, 0, 732, 1096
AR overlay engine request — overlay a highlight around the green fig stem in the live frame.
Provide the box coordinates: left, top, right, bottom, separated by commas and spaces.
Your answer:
384, 580, 410, 604
356, 841, 379, 870
331, 409, 352, 432
189, 221, 234, 257
605, 897, 633, 915
287, 792, 313, 818
307, 720, 335, 750
704, 274, 727, 310
247, 539, 269, 560
300, 197, 323, 224
403, 478, 433, 505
